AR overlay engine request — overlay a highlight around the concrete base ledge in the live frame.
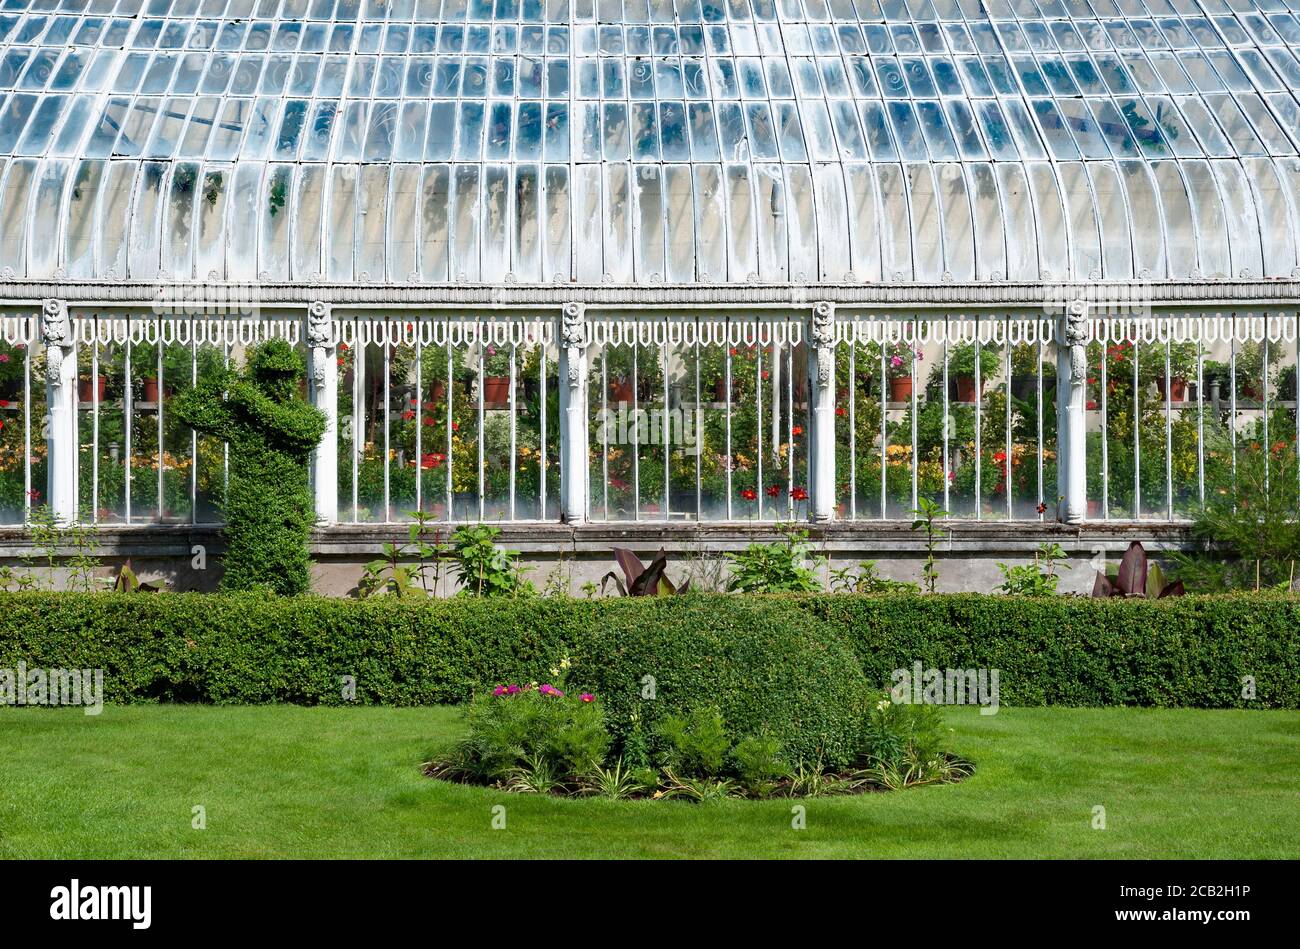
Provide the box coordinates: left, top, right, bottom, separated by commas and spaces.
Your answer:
0, 520, 1194, 596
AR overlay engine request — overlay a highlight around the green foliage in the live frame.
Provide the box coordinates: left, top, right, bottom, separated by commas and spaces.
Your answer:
448, 524, 534, 597
730, 734, 791, 796
356, 512, 449, 598
804, 593, 1298, 708
171, 340, 327, 595
1, 592, 1296, 709
570, 596, 870, 768
444, 686, 610, 786
997, 542, 1070, 596
857, 700, 974, 789
829, 560, 919, 594
21, 505, 102, 592
726, 528, 821, 593
910, 497, 948, 593
656, 706, 731, 776
1173, 442, 1300, 593
863, 694, 947, 775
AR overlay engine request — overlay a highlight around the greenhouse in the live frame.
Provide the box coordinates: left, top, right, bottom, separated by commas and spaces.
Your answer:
0, 0, 1298, 588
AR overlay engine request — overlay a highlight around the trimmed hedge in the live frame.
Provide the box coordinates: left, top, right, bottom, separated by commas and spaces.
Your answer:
569, 597, 869, 769
803, 594, 1300, 709
0, 592, 1295, 709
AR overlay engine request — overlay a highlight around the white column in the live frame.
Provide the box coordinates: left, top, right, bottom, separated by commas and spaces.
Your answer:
807, 302, 838, 522
42, 299, 78, 524
306, 301, 338, 525
1057, 299, 1088, 523
558, 302, 589, 524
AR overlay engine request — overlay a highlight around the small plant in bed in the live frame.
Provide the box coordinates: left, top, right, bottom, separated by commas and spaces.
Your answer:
425, 658, 974, 800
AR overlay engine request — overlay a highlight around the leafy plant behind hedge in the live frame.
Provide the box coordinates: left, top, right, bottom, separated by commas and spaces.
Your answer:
172, 340, 326, 596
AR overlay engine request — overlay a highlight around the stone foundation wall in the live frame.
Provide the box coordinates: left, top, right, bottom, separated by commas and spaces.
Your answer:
0, 521, 1192, 596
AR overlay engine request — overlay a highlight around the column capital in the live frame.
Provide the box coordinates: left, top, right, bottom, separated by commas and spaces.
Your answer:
560, 302, 589, 390
41, 299, 73, 387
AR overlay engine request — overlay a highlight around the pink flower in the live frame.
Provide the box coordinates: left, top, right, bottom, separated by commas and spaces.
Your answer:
890, 355, 903, 368
506, 684, 521, 695
539, 683, 564, 697
492, 685, 507, 696
580, 693, 595, 703
0, 354, 9, 363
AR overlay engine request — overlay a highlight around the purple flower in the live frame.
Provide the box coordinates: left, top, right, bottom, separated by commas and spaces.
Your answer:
539, 683, 565, 697
580, 693, 595, 703
506, 684, 521, 695
492, 685, 507, 697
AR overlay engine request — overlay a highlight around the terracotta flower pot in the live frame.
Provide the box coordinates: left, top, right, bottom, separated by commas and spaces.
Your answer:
79, 377, 107, 403
142, 377, 161, 403
428, 380, 446, 402
609, 380, 634, 404
1156, 376, 1188, 402
954, 375, 977, 403
482, 375, 510, 409
1087, 499, 1101, 519
889, 375, 913, 403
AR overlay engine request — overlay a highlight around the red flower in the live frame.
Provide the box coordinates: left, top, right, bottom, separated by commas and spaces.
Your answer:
423, 417, 435, 426
451, 422, 460, 431
1086, 400, 1098, 410
420, 452, 446, 469
0, 399, 8, 408
740, 488, 757, 501
402, 410, 415, 420
792, 425, 803, 436
791, 486, 809, 502
1036, 501, 1048, 514
992, 451, 1007, 464
835, 406, 847, 417
765, 485, 780, 498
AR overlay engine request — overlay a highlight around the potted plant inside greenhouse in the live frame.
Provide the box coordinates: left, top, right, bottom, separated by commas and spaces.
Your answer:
1153, 342, 1198, 403
76, 347, 111, 404
481, 345, 512, 409
1010, 344, 1053, 401
0, 342, 25, 403
886, 342, 920, 403
939, 343, 1000, 403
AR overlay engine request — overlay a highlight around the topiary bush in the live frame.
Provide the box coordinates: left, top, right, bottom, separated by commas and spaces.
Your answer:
568, 596, 869, 770
172, 340, 326, 595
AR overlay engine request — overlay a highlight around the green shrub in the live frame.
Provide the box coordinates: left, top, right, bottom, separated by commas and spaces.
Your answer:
731, 734, 791, 796
172, 340, 326, 595
568, 596, 869, 769
725, 531, 821, 593
657, 706, 731, 776
449, 524, 535, 597
0, 592, 1296, 710
445, 685, 609, 785
802, 593, 1300, 709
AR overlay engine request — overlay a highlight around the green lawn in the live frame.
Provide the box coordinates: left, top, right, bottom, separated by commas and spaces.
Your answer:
1, 706, 1296, 859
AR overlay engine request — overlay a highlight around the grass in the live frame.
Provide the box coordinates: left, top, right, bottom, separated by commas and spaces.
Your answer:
1, 705, 1296, 859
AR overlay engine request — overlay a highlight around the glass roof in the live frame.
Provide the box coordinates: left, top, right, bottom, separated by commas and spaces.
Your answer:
1, 0, 1299, 285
